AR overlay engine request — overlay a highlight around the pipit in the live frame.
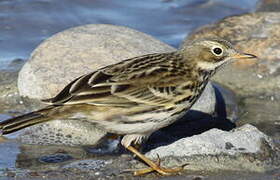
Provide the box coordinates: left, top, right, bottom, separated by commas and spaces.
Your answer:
0, 38, 256, 175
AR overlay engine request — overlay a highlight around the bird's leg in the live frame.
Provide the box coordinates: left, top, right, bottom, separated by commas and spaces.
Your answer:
132, 154, 162, 176
126, 145, 185, 176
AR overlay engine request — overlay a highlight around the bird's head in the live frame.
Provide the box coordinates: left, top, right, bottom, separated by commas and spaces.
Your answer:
181, 38, 257, 71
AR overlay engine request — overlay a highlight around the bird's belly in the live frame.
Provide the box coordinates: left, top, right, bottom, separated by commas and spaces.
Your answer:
68, 103, 190, 135
95, 107, 188, 135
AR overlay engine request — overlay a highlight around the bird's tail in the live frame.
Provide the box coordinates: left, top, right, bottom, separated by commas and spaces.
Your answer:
0, 105, 58, 135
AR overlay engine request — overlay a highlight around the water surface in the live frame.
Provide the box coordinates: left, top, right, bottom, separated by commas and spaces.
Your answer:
0, 0, 258, 69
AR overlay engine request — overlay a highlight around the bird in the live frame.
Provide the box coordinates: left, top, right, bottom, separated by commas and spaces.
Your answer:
0, 38, 256, 176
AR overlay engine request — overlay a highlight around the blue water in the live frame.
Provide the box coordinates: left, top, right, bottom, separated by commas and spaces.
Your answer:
0, 0, 258, 70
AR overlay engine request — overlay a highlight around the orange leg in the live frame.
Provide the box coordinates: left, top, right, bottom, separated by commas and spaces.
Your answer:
126, 145, 187, 176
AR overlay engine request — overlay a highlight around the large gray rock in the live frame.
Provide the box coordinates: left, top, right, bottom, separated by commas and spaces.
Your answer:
18, 120, 107, 146
145, 124, 280, 172
18, 24, 174, 100
183, 12, 280, 98
16, 24, 217, 146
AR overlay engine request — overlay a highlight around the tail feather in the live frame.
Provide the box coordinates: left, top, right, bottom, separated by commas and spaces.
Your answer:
0, 106, 56, 135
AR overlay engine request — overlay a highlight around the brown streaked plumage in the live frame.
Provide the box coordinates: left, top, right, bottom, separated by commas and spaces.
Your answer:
0, 38, 256, 175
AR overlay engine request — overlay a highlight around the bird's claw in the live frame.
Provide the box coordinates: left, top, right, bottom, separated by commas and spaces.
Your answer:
155, 153, 161, 166
133, 155, 188, 176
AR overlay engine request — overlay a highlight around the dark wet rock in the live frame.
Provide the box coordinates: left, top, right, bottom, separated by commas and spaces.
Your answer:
15, 144, 88, 170
16, 24, 219, 146
145, 124, 280, 172
256, 0, 280, 12
39, 153, 73, 163
183, 12, 280, 98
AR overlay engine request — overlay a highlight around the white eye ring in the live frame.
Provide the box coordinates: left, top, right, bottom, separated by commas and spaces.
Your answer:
211, 46, 223, 56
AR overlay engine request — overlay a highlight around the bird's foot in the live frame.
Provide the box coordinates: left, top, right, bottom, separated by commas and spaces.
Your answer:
126, 146, 187, 176
133, 154, 187, 176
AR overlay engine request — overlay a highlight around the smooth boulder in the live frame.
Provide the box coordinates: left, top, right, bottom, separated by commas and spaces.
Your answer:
146, 124, 280, 172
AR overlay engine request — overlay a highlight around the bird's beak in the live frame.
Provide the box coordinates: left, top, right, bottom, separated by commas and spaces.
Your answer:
232, 52, 257, 60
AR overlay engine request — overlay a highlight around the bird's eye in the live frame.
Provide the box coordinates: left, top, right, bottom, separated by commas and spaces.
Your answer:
212, 47, 223, 56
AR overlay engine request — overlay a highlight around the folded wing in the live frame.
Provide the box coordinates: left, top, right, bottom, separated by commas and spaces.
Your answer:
43, 52, 186, 108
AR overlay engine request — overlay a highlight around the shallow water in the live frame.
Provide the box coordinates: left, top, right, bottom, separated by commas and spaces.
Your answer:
0, 0, 258, 69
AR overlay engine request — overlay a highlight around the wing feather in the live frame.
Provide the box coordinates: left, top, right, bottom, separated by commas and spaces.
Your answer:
43, 52, 187, 107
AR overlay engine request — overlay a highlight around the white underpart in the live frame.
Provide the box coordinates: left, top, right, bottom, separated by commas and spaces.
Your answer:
197, 55, 235, 71
197, 59, 227, 71
96, 110, 172, 134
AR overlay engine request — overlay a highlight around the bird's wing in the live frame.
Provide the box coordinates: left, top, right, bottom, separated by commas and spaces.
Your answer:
43, 52, 187, 107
